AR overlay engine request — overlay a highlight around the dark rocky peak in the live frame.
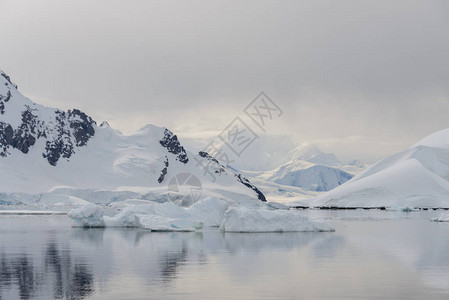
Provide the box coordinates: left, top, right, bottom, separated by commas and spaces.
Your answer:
235, 174, 266, 202
67, 109, 96, 147
100, 121, 110, 128
0, 90, 11, 114
197, 150, 266, 202
42, 109, 96, 166
159, 128, 189, 164
198, 151, 226, 175
0, 71, 18, 89
0, 105, 46, 156
158, 156, 169, 184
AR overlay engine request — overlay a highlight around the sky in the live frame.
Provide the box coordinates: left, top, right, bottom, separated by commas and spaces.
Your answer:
0, 0, 448, 164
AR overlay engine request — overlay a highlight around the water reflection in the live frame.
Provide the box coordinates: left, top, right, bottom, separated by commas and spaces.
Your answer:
0, 243, 94, 300
0, 213, 449, 299
0, 255, 36, 300
160, 243, 188, 282
45, 242, 94, 299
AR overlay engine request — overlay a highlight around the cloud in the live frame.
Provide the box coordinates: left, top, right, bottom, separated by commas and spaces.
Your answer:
1, 0, 448, 163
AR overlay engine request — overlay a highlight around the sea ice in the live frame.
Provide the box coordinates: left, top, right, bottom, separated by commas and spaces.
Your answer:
69, 197, 335, 233
69, 197, 228, 231
68, 204, 105, 227
429, 214, 449, 222
137, 215, 203, 231
219, 207, 335, 232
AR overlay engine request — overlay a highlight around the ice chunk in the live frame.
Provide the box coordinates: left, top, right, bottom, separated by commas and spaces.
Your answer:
68, 204, 105, 227
138, 215, 203, 231
430, 213, 449, 222
104, 209, 141, 227
188, 197, 229, 226
220, 207, 335, 232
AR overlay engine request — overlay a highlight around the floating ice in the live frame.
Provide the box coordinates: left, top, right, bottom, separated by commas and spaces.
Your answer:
219, 207, 335, 232
429, 213, 449, 222
68, 204, 105, 227
69, 197, 335, 233
69, 197, 228, 231
138, 215, 203, 231
188, 197, 229, 226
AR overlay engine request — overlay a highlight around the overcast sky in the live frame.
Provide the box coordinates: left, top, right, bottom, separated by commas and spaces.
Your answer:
1, 0, 448, 163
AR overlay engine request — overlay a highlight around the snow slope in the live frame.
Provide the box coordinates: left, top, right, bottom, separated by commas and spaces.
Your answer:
296, 128, 449, 208
0, 70, 265, 205
260, 159, 354, 192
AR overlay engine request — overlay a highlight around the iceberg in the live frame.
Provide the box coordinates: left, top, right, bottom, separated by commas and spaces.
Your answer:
68, 197, 334, 233
137, 215, 203, 231
219, 207, 335, 232
429, 213, 449, 222
68, 197, 228, 231
67, 204, 105, 227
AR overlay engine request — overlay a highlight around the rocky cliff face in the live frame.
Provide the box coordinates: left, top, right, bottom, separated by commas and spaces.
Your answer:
159, 129, 189, 164
0, 71, 96, 166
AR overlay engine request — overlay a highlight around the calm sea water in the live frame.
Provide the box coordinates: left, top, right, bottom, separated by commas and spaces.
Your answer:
0, 210, 449, 299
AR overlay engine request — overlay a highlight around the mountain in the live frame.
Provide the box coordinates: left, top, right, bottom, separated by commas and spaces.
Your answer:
258, 159, 354, 192
180, 133, 297, 171
0, 70, 265, 204
251, 145, 364, 194
295, 128, 449, 208
292, 144, 341, 166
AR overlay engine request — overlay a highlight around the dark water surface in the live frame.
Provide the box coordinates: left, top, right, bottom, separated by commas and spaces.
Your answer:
0, 210, 449, 299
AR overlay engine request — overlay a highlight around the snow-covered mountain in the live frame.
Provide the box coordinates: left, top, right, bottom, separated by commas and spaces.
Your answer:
251, 145, 364, 194
180, 133, 297, 171
292, 144, 341, 166
260, 160, 354, 192
0, 70, 265, 204
294, 128, 449, 208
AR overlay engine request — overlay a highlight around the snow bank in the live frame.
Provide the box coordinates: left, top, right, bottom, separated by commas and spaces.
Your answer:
68, 204, 105, 227
219, 207, 335, 232
430, 214, 449, 222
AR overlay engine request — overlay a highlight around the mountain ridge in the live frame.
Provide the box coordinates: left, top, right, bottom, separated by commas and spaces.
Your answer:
0, 70, 265, 203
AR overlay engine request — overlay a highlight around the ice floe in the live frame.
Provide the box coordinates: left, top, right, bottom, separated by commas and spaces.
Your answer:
219, 207, 335, 233
429, 214, 449, 222
68, 196, 334, 233
68, 204, 105, 227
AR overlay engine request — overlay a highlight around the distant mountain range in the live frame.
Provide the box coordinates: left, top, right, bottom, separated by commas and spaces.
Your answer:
254, 145, 366, 192
292, 128, 449, 208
